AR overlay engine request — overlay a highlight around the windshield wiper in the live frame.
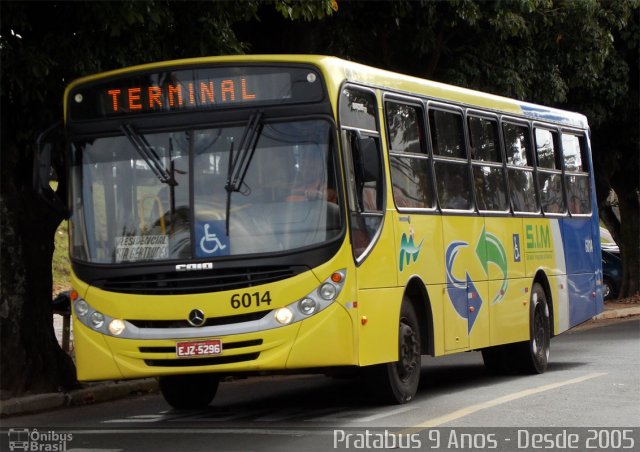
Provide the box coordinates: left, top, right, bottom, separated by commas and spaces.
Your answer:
121, 124, 177, 186
224, 111, 263, 234
226, 111, 263, 193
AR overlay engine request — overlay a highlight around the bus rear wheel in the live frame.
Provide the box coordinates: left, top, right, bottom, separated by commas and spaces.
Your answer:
515, 282, 551, 374
482, 283, 550, 375
364, 300, 421, 404
159, 373, 219, 409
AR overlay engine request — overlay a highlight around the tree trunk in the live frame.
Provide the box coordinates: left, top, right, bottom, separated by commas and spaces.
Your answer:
592, 110, 638, 299
615, 189, 640, 297
0, 142, 78, 399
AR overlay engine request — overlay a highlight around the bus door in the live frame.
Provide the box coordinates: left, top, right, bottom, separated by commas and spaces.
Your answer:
340, 87, 398, 365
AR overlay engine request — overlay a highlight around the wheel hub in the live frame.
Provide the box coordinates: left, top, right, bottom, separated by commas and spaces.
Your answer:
397, 323, 420, 381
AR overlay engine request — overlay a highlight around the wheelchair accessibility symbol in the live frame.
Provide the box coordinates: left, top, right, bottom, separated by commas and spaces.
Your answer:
196, 221, 230, 257
513, 233, 521, 262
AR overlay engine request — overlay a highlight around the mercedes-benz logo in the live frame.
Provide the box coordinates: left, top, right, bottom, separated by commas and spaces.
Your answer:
187, 309, 206, 327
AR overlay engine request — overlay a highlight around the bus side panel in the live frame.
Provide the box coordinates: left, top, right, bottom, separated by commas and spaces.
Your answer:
357, 287, 403, 366
441, 216, 487, 352
562, 218, 598, 327
567, 273, 597, 326
484, 217, 527, 280
394, 212, 445, 287
393, 212, 449, 356
73, 320, 124, 381
468, 280, 490, 350
548, 274, 571, 335
523, 218, 556, 277
355, 213, 399, 290
426, 284, 446, 356
286, 303, 355, 368
548, 220, 570, 334
484, 217, 528, 347
562, 218, 596, 274
488, 278, 531, 346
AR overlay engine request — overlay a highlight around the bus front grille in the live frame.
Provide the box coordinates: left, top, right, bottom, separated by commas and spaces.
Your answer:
128, 312, 270, 329
94, 265, 302, 295
144, 352, 260, 367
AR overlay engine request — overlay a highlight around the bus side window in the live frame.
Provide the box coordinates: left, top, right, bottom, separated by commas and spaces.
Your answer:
351, 133, 383, 212
343, 130, 384, 258
468, 116, 508, 212
429, 108, 472, 211
340, 87, 384, 260
562, 133, 591, 215
385, 100, 433, 209
535, 128, 565, 214
503, 122, 538, 213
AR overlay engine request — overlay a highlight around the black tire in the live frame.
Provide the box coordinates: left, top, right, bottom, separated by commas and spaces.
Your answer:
603, 276, 617, 301
159, 373, 219, 409
514, 282, 551, 374
363, 300, 421, 404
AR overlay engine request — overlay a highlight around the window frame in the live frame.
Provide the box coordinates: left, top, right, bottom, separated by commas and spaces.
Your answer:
501, 117, 540, 215
338, 84, 386, 264
383, 94, 436, 212
467, 110, 510, 214
560, 129, 592, 217
427, 102, 475, 213
533, 124, 567, 217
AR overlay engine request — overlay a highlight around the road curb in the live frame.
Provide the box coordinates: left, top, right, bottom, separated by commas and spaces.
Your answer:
595, 306, 640, 320
0, 378, 158, 418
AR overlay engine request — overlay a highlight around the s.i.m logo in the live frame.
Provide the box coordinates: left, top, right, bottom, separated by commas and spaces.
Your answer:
525, 224, 553, 261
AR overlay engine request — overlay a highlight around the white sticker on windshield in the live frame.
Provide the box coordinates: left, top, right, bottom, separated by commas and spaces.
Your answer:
115, 235, 169, 262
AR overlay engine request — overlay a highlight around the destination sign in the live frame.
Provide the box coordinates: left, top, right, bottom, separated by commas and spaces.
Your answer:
68, 65, 323, 120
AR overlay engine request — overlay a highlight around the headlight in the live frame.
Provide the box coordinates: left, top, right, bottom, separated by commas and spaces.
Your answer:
75, 299, 89, 317
90, 311, 105, 328
108, 319, 126, 336
318, 282, 337, 301
72, 298, 129, 337
298, 298, 318, 315
275, 307, 293, 325
275, 269, 346, 325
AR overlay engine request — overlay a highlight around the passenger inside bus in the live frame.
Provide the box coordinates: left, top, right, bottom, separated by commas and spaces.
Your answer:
287, 151, 337, 203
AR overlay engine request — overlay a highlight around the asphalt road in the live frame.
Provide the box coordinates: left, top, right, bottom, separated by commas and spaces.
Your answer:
2, 318, 638, 451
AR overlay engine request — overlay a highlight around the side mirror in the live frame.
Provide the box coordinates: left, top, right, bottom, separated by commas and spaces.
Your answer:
350, 131, 381, 184
34, 122, 69, 216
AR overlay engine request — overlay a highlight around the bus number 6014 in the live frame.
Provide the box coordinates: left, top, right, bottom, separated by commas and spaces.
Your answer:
230, 291, 272, 309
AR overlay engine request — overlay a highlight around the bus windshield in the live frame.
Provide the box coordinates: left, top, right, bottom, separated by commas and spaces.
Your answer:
70, 119, 341, 264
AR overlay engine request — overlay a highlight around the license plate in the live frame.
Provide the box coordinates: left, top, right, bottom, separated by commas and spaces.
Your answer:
176, 339, 222, 358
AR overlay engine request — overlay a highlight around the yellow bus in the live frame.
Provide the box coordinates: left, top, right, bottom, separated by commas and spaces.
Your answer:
40, 55, 603, 408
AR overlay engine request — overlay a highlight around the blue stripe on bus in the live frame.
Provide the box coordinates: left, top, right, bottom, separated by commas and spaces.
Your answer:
560, 217, 600, 327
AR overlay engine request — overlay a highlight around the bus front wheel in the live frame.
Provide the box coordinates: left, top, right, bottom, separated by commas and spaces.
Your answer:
364, 300, 421, 404
159, 373, 219, 409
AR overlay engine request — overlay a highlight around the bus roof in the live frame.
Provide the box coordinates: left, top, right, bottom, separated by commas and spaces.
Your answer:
65, 54, 589, 129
